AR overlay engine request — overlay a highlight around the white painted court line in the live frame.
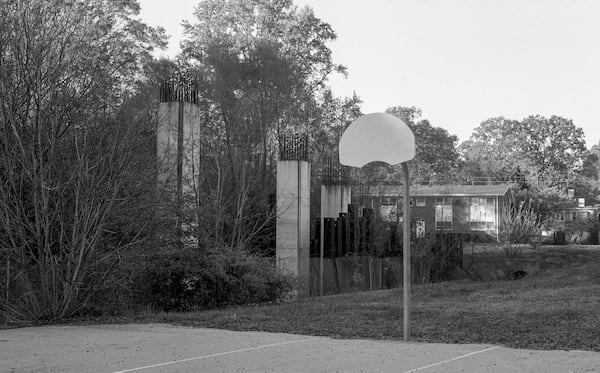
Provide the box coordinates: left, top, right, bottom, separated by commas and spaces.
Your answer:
112, 337, 320, 373
402, 346, 501, 373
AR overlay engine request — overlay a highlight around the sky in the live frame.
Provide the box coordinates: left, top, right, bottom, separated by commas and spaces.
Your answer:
138, 0, 600, 148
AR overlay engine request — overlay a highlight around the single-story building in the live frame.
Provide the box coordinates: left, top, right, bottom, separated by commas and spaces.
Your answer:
352, 184, 514, 240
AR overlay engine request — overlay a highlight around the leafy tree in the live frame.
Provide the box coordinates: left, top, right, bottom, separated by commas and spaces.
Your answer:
520, 115, 587, 185
513, 186, 573, 223
410, 119, 461, 182
385, 106, 460, 184
460, 115, 590, 188
177, 0, 352, 250
458, 117, 525, 182
581, 153, 599, 181
385, 106, 422, 126
584, 141, 600, 181
0, 0, 165, 320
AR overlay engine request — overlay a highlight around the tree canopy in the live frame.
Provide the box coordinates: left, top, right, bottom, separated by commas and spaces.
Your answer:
386, 106, 460, 184
460, 115, 591, 188
171, 0, 358, 249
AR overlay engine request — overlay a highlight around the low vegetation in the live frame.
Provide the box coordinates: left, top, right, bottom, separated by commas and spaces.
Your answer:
132, 248, 294, 312
499, 199, 542, 257
121, 245, 600, 352
67, 247, 295, 316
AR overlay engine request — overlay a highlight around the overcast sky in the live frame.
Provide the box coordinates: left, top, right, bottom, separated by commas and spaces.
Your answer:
138, 0, 600, 148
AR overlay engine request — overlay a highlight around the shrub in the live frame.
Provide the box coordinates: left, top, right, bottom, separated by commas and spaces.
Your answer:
565, 219, 599, 245
132, 247, 294, 312
411, 233, 464, 284
499, 199, 542, 257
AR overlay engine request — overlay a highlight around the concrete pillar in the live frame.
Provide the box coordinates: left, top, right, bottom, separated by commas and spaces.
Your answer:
156, 101, 180, 195
276, 160, 311, 295
321, 184, 352, 218
156, 98, 200, 232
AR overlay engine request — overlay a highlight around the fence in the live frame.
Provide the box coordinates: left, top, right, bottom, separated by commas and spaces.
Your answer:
309, 204, 465, 296
309, 256, 403, 295
311, 205, 381, 257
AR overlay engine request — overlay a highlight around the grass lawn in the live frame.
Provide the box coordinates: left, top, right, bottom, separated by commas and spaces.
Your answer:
120, 245, 600, 352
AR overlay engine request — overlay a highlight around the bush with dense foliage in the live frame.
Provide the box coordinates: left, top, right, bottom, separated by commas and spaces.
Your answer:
132, 248, 294, 312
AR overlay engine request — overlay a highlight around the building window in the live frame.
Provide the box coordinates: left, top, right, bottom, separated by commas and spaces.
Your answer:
470, 221, 485, 230
435, 197, 452, 230
435, 196, 452, 205
416, 197, 426, 207
381, 197, 396, 206
469, 196, 496, 231
436, 221, 452, 230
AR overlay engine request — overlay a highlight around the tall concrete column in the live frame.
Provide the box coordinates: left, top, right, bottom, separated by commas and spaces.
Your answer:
156, 80, 201, 233
276, 135, 311, 295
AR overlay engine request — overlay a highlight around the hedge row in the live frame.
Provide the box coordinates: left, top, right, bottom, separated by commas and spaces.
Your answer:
130, 248, 294, 312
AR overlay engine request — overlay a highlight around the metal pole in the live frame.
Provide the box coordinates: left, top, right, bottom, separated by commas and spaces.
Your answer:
320, 186, 325, 296
402, 162, 411, 340
5, 255, 8, 302
5, 255, 9, 324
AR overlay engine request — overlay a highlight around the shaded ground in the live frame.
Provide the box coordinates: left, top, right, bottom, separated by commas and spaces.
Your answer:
3, 324, 600, 373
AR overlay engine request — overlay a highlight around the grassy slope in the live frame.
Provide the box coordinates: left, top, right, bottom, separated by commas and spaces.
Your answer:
141, 246, 600, 351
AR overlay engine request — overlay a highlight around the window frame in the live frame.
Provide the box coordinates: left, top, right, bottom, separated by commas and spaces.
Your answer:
434, 196, 453, 231
469, 196, 496, 231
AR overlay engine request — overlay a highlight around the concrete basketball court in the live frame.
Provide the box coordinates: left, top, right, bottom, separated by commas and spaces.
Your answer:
1, 324, 599, 372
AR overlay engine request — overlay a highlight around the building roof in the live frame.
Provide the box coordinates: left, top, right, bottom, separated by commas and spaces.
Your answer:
353, 184, 512, 197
